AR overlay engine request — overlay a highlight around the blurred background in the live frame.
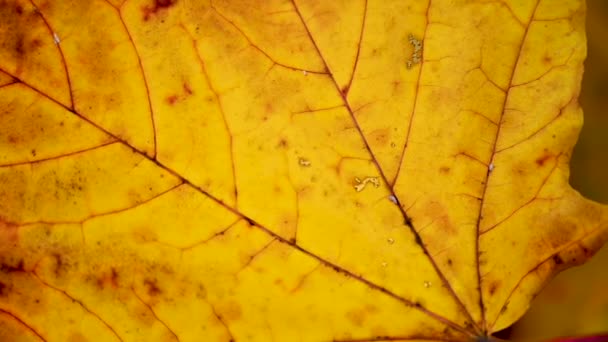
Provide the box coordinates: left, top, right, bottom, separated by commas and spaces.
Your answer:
508, 0, 608, 340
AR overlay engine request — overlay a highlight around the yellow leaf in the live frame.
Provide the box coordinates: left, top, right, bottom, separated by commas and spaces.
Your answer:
0, 0, 606, 341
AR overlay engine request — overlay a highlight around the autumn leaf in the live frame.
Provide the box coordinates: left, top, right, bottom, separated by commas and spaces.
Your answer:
0, 0, 607, 341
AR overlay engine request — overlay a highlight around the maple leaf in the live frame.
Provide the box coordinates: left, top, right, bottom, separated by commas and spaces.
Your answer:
0, 0, 607, 341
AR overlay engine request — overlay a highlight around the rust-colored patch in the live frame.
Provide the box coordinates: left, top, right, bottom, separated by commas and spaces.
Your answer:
144, 278, 162, 297
0, 259, 25, 274
345, 307, 367, 327
369, 128, 390, 147
535, 153, 552, 166
166, 94, 178, 105
142, 0, 178, 21
277, 138, 289, 149
552, 254, 564, 265
488, 280, 500, 296
183, 82, 193, 95
68, 331, 88, 342
439, 166, 451, 174
95, 268, 120, 289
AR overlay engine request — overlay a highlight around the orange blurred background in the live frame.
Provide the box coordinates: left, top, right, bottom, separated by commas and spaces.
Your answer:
509, 0, 608, 339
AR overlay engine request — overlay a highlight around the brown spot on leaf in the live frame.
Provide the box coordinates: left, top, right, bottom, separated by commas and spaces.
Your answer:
439, 166, 450, 174
142, 0, 177, 21
345, 307, 367, 327
166, 95, 178, 105
552, 254, 564, 265
277, 138, 289, 149
0, 259, 25, 273
183, 82, 193, 95
535, 154, 552, 166
144, 278, 162, 297
369, 129, 390, 147
488, 280, 500, 295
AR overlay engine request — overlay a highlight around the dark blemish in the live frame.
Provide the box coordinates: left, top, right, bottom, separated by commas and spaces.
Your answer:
488, 281, 499, 295
405, 216, 413, 226
552, 254, 564, 265
414, 234, 423, 246
52, 253, 63, 277
535, 154, 552, 166
142, 0, 177, 21
0, 281, 6, 296
341, 85, 349, 95
31, 149, 36, 156
15, 5, 23, 14
277, 138, 288, 149
31, 39, 42, 48
245, 218, 255, 226
0, 259, 25, 273
413, 301, 421, 308
166, 95, 178, 105
15, 34, 25, 55
439, 166, 450, 174
447, 258, 453, 266
110, 268, 119, 286
144, 278, 162, 296
183, 82, 193, 95
288, 237, 296, 243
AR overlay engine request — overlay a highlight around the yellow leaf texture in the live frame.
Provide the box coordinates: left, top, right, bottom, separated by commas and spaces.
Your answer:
0, 0, 606, 341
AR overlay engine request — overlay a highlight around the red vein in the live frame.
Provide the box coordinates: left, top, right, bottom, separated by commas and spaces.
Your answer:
0, 308, 46, 341
343, 0, 368, 95
0, 141, 118, 168
31, 272, 123, 341
180, 219, 240, 251
238, 238, 276, 273
28, 0, 74, 110
208, 303, 236, 342
106, 0, 158, 158
480, 155, 561, 235
393, 0, 433, 186
14, 182, 183, 227
497, 96, 575, 153
209, 0, 327, 75
290, 0, 478, 333
179, 24, 238, 205
0, 81, 18, 89
290, 104, 345, 115
473, 0, 542, 331
131, 288, 180, 341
